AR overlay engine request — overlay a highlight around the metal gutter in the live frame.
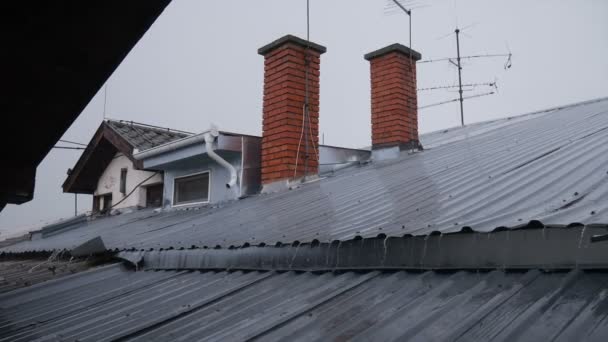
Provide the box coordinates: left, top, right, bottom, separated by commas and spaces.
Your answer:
133, 130, 211, 160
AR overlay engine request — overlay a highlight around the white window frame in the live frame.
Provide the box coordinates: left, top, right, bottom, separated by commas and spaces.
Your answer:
171, 170, 211, 207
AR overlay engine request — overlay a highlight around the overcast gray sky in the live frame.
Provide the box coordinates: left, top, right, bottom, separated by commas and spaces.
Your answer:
1, 0, 607, 238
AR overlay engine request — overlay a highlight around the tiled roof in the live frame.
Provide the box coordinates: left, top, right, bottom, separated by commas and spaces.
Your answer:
105, 120, 190, 151
1, 265, 607, 341
3, 97, 607, 254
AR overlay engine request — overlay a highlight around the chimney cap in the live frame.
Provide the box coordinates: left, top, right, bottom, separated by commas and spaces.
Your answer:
364, 43, 421, 61
258, 34, 327, 56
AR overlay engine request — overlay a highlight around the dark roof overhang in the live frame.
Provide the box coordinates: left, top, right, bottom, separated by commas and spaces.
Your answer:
0, 1, 171, 208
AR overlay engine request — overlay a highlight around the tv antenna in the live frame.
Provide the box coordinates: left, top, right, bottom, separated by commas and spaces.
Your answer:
384, 1, 430, 53
417, 25, 512, 126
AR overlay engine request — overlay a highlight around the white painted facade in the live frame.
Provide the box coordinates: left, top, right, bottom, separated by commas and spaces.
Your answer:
94, 153, 163, 210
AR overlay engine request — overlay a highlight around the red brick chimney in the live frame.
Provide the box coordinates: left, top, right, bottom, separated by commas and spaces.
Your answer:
258, 35, 326, 187
364, 44, 422, 152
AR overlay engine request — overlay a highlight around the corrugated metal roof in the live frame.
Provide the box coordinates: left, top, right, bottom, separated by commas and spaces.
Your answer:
3, 97, 608, 253
0, 259, 90, 294
106, 120, 191, 151
1, 265, 608, 341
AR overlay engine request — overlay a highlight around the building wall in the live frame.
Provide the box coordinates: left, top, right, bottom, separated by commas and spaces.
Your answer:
94, 153, 163, 210
162, 152, 242, 208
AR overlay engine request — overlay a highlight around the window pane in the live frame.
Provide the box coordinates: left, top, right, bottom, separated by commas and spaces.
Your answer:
174, 173, 209, 205
120, 168, 127, 194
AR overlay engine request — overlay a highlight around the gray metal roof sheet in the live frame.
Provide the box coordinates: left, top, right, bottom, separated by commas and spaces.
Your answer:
0, 259, 90, 294
1, 265, 608, 341
2, 97, 608, 253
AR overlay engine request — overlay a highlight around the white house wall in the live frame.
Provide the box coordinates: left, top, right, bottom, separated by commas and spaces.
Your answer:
95, 153, 162, 209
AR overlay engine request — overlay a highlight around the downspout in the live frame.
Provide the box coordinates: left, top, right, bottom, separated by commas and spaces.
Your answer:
203, 129, 238, 188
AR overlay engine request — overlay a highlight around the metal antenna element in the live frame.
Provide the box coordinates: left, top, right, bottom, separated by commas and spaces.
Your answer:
388, 0, 414, 144
417, 81, 496, 92
418, 53, 512, 65
417, 22, 512, 124
418, 91, 495, 110
390, 0, 412, 51
384, 1, 428, 15
455, 28, 464, 126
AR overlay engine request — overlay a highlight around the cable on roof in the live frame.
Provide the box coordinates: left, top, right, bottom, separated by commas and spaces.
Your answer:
109, 172, 160, 210
294, 0, 315, 181
59, 139, 87, 147
53, 146, 86, 150
28, 250, 60, 273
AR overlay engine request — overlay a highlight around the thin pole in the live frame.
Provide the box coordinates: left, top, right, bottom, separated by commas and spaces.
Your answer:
303, 0, 310, 177
74, 194, 77, 216
307, 0, 310, 40
455, 28, 464, 126
103, 83, 108, 120
391, 0, 412, 50
409, 9, 412, 50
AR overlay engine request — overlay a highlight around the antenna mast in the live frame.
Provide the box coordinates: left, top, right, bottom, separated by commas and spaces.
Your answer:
304, 0, 310, 177
455, 28, 464, 126
391, 0, 412, 51
103, 83, 108, 120
417, 25, 512, 123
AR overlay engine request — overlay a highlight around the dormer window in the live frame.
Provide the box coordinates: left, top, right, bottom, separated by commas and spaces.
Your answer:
173, 171, 210, 206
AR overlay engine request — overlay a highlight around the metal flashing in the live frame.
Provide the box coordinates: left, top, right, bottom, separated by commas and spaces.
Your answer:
117, 225, 608, 271
258, 34, 327, 55
364, 43, 422, 61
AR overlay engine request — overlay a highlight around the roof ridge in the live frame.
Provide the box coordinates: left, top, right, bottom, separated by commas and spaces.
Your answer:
105, 118, 193, 136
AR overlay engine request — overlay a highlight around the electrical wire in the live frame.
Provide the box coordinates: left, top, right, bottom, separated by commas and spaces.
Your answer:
53, 146, 86, 150
59, 139, 87, 147
293, 104, 307, 180
109, 172, 159, 209
307, 106, 318, 158
294, 0, 312, 181
28, 250, 59, 273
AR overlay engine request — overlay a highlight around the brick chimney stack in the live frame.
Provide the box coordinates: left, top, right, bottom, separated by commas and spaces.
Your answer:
364, 44, 422, 152
258, 35, 326, 187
